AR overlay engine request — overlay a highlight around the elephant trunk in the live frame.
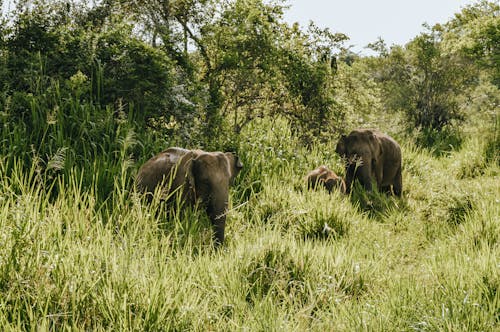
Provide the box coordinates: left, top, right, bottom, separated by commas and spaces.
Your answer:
358, 154, 374, 192
206, 190, 229, 245
345, 153, 373, 193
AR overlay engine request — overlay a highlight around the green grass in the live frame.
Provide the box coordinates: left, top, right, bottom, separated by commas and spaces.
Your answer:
0, 111, 499, 330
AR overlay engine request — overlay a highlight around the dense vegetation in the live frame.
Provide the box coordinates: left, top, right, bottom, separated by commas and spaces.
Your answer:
0, 0, 498, 330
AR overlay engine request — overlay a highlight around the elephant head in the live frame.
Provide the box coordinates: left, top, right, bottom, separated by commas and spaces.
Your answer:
135, 148, 243, 245
323, 175, 347, 194
335, 130, 382, 194
188, 151, 243, 244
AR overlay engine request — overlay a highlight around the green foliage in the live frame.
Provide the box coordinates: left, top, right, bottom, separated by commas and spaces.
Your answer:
2, 1, 182, 123
296, 194, 352, 240
374, 31, 474, 135
366, 4, 498, 150
484, 115, 500, 166
278, 22, 349, 141
443, 0, 500, 87
334, 60, 386, 133
448, 122, 499, 179
242, 246, 311, 304
407, 32, 467, 129
446, 193, 475, 226
198, 0, 287, 137
413, 125, 464, 155
348, 182, 405, 220
0, 67, 166, 204
94, 25, 177, 117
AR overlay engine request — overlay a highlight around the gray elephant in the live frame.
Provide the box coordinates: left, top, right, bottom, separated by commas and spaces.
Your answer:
135, 147, 243, 244
335, 129, 402, 196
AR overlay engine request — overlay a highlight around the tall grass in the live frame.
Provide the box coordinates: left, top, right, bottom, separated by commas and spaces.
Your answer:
0, 83, 499, 330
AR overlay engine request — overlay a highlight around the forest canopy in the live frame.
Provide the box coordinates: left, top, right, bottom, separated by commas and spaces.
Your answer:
0, 0, 498, 181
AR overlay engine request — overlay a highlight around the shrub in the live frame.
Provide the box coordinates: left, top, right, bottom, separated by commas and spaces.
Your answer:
413, 125, 463, 156
297, 195, 352, 240
242, 246, 311, 305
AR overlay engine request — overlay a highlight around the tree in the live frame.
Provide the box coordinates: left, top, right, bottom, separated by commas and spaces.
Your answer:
197, 0, 287, 135
277, 22, 348, 141
116, 0, 352, 143
374, 27, 474, 132
442, 0, 500, 87
2, 0, 359, 146
2, 0, 182, 121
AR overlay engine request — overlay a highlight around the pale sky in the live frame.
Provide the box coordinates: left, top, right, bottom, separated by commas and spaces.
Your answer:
284, 0, 479, 54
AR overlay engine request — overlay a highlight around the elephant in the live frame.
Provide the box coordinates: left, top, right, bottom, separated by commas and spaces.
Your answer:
306, 165, 346, 194
335, 129, 402, 196
135, 147, 243, 245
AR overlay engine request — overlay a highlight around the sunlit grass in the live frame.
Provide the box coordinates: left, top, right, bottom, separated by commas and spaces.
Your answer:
0, 111, 498, 330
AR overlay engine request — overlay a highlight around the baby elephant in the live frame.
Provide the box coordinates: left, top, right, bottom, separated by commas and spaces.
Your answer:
306, 165, 346, 194
135, 147, 243, 245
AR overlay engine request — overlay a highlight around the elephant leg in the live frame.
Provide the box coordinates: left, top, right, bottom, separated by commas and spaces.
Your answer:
393, 166, 403, 197
360, 174, 373, 192
381, 185, 392, 195
212, 218, 226, 246
374, 159, 383, 189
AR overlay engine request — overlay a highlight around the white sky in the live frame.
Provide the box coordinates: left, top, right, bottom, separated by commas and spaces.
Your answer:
283, 0, 479, 54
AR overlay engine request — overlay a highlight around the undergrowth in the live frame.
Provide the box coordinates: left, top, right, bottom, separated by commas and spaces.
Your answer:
0, 111, 498, 330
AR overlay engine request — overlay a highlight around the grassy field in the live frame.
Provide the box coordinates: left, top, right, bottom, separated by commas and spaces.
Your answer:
0, 113, 499, 331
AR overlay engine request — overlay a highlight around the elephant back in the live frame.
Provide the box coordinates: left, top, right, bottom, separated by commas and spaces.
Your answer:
135, 147, 196, 200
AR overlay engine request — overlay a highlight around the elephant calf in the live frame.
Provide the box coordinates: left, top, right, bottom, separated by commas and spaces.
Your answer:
306, 165, 346, 194
335, 129, 402, 196
135, 147, 243, 245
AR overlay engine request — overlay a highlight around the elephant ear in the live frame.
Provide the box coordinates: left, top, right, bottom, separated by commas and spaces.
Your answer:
184, 152, 200, 201
224, 152, 243, 181
369, 132, 383, 159
335, 135, 347, 156
186, 159, 195, 187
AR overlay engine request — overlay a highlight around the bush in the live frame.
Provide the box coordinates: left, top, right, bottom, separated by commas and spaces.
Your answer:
413, 125, 463, 155
484, 115, 500, 166
297, 206, 350, 240
242, 246, 311, 305
3, 3, 185, 125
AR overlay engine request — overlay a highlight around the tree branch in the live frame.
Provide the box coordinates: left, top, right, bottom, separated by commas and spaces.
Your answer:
174, 14, 212, 74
